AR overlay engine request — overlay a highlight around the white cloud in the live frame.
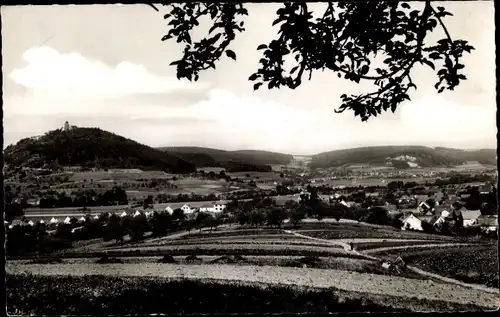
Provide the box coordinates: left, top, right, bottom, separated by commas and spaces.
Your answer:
3, 47, 314, 152
9, 46, 207, 97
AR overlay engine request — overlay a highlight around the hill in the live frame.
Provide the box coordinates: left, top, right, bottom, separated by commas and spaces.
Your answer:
3, 128, 196, 173
157, 147, 293, 172
433, 147, 497, 165
309, 146, 496, 169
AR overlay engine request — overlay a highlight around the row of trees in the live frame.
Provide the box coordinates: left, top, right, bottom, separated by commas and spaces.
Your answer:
38, 186, 128, 208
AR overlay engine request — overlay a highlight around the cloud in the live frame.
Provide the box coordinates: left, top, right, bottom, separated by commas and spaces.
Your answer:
3, 47, 314, 152
9, 46, 208, 97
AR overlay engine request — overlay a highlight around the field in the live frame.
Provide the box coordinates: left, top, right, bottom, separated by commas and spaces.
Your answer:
226, 171, 284, 182
69, 170, 173, 182
375, 245, 499, 288
293, 222, 458, 241
7, 222, 499, 313
6, 265, 498, 313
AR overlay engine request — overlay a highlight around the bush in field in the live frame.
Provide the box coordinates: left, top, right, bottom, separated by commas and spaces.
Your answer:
157, 255, 177, 263
95, 256, 123, 264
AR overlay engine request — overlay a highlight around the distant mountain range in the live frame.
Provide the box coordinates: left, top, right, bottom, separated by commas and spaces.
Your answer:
156, 147, 294, 172
3, 127, 496, 172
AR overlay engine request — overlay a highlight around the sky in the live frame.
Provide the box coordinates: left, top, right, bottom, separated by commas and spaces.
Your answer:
2, 2, 496, 155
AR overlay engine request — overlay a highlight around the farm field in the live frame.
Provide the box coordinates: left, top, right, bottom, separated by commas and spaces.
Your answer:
226, 171, 284, 182
293, 223, 458, 241
6, 264, 498, 312
375, 245, 499, 289
69, 170, 173, 182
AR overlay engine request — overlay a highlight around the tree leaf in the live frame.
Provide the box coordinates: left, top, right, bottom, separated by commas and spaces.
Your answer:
248, 73, 258, 81
161, 34, 173, 41
422, 60, 435, 70
225, 50, 236, 61
253, 82, 263, 91
257, 44, 267, 50
401, 3, 410, 9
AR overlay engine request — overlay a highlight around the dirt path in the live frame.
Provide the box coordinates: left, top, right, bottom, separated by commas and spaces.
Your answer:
364, 243, 477, 255
6, 263, 499, 310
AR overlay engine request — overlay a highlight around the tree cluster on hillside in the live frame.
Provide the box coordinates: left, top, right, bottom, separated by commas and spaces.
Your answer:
37, 186, 129, 208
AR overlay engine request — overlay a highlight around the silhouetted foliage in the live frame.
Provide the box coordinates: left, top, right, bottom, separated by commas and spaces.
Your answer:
154, 2, 473, 120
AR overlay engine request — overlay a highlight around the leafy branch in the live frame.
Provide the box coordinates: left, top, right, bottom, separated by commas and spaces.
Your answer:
153, 1, 474, 121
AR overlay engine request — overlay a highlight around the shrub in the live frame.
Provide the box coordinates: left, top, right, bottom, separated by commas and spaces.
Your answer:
95, 256, 123, 264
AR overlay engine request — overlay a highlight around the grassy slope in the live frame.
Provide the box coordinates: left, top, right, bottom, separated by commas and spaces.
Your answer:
309, 145, 496, 168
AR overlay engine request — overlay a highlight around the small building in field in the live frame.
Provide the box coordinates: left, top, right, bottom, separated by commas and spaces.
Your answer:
401, 214, 424, 231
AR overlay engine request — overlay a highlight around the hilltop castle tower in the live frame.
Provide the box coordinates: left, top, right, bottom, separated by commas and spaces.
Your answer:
64, 121, 70, 132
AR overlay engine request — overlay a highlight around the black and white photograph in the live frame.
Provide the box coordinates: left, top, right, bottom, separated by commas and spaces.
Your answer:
3, 1, 499, 314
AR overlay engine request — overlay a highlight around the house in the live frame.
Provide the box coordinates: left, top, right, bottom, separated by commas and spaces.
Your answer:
133, 210, 142, 217
460, 210, 482, 227
199, 203, 214, 212
398, 194, 411, 204
401, 213, 424, 231
181, 204, 194, 214
9, 219, 24, 228
63, 217, 71, 224
213, 201, 227, 213
479, 183, 493, 194
199, 201, 227, 213
119, 211, 128, 217
477, 215, 498, 233
28, 220, 35, 226
79, 216, 86, 222
165, 206, 174, 215
417, 201, 431, 214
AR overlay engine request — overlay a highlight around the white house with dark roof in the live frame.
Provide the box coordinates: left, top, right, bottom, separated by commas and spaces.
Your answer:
181, 203, 194, 214
401, 214, 424, 231
460, 209, 482, 227
165, 206, 174, 215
